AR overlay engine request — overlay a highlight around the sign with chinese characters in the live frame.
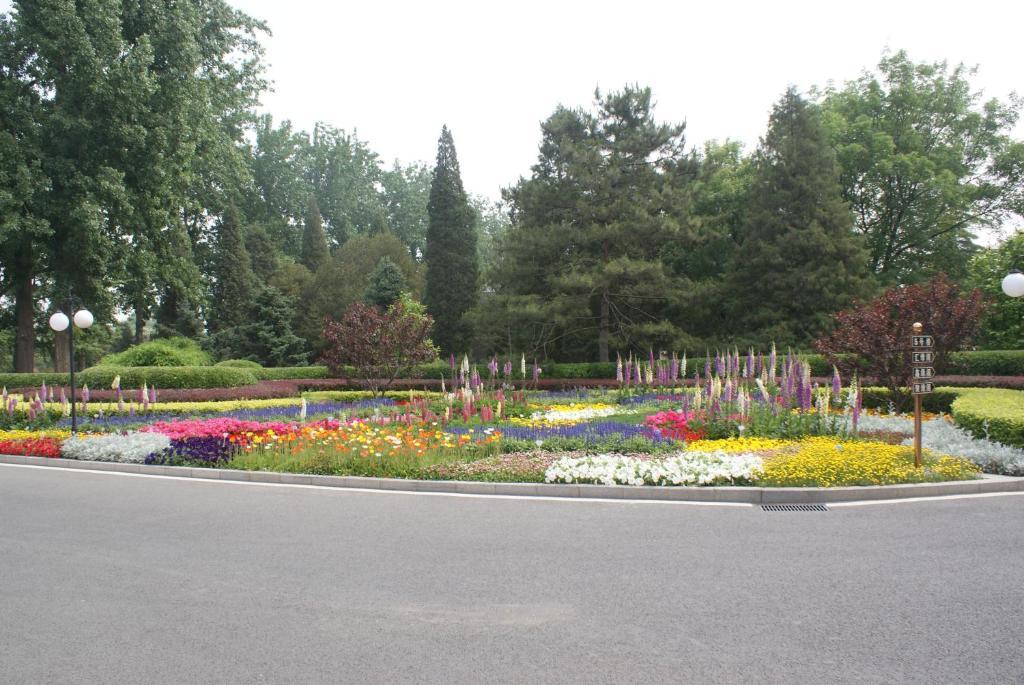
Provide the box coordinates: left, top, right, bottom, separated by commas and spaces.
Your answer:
911, 335, 934, 348
912, 366, 934, 379
912, 351, 934, 364
913, 381, 934, 395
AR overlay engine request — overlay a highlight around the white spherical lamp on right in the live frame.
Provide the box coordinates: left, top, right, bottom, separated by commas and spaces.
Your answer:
1001, 270, 1024, 298
73, 309, 94, 329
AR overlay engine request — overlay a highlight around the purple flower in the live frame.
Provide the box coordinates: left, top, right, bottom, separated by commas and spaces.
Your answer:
832, 366, 842, 397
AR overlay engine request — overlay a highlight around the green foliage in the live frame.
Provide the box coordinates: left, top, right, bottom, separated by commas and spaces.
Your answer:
859, 387, 961, 413
729, 88, 872, 347
424, 126, 478, 355
77, 366, 258, 389
308, 233, 423, 343
255, 366, 329, 380
209, 206, 257, 333
966, 231, 1024, 348
816, 50, 1024, 282
381, 161, 432, 257
364, 257, 407, 308
490, 86, 696, 361
300, 194, 330, 272
951, 388, 1024, 448
948, 350, 1024, 376
100, 338, 212, 367
211, 285, 309, 367
216, 359, 264, 369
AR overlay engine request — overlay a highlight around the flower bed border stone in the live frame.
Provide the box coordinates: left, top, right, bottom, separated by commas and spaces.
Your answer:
2, 454, 1021, 504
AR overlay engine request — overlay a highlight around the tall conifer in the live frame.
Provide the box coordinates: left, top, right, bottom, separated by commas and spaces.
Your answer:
424, 126, 478, 354
210, 206, 256, 333
729, 88, 872, 345
300, 195, 329, 272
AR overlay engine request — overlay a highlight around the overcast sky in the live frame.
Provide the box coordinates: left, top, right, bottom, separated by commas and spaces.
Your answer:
228, 0, 1023, 204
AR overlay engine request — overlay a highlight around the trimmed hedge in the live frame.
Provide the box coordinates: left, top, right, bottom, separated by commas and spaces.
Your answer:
950, 388, 1024, 448
0, 372, 69, 389
948, 350, 1024, 376
255, 366, 329, 380
859, 387, 962, 413
78, 366, 258, 389
215, 359, 264, 369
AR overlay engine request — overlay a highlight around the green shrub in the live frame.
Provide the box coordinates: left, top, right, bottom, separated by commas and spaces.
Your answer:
77, 365, 257, 389
255, 366, 329, 380
0, 372, 70, 389
948, 350, 1024, 376
216, 359, 264, 369
951, 388, 1024, 448
859, 387, 961, 413
100, 338, 211, 367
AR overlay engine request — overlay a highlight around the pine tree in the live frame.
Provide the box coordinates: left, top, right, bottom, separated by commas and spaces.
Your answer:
209, 206, 256, 333
424, 126, 478, 355
300, 195, 329, 273
213, 285, 309, 366
364, 256, 407, 308
728, 88, 873, 346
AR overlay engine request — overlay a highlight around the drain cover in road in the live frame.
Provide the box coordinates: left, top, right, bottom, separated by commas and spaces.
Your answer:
761, 503, 829, 512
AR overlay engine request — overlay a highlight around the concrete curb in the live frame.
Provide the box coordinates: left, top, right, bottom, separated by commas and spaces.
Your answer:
2, 454, 1023, 503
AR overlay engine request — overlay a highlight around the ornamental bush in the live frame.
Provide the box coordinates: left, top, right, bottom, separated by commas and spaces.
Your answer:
100, 338, 212, 367
950, 388, 1024, 449
216, 359, 263, 369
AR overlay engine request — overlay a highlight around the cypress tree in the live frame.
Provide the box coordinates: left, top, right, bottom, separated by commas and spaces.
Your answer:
424, 126, 478, 355
209, 206, 256, 333
300, 195, 330, 272
728, 88, 872, 346
364, 256, 407, 308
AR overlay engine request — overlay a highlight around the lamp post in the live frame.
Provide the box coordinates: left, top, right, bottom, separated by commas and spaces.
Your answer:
1001, 269, 1024, 298
48, 300, 94, 433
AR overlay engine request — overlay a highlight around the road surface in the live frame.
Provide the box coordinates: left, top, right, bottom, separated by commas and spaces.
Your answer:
1, 464, 1022, 683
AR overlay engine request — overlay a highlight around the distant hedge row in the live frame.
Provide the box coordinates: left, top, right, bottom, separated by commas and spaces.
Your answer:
1, 350, 1021, 390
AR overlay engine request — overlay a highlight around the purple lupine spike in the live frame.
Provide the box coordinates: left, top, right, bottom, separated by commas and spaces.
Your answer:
449, 354, 456, 370
832, 366, 842, 398
704, 354, 711, 379
634, 363, 642, 386
669, 355, 679, 382
649, 349, 655, 369
488, 357, 498, 377
40, 381, 47, 402
723, 379, 733, 403
82, 384, 90, 403
747, 349, 755, 378
624, 358, 633, 388
616, 354, 624, 384
150, 386, 157, 404
714, 353, 724, 377
503, 360, 512, 377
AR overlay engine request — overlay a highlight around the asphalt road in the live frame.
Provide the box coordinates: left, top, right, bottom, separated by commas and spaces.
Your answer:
1, 464, 1022, 684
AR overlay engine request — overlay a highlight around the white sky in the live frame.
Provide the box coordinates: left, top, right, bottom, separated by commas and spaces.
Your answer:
229, 0, 1024, 204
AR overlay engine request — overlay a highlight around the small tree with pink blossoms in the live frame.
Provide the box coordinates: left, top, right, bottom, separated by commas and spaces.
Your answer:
815, 274, 984, 410
321, 294, 439, 395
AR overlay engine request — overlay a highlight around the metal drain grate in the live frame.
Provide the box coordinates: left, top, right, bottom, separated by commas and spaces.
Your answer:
761, 503, 829, 512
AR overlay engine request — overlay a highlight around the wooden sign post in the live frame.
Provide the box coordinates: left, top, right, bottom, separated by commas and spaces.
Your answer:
910, 323, 934, 468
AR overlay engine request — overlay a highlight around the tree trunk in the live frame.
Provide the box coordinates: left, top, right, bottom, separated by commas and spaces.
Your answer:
134, 300, 146, 344
598, 293, 609, 363
13, 264, 35, 372
53, 329, 70, 373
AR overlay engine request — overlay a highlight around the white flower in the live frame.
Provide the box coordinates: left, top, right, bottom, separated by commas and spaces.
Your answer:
544, 451, 763, 487
62, 432, 171, 463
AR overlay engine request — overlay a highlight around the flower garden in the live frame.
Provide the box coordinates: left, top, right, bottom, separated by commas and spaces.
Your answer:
2, 348, 1023, 490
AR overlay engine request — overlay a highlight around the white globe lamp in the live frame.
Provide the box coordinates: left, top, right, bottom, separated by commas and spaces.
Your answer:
1001, 270, 1024, 298
73, 309, 94, 329
49, 312, 70, 332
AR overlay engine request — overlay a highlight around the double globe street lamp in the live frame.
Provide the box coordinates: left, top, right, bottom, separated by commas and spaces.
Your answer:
48, 303, 94, 433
